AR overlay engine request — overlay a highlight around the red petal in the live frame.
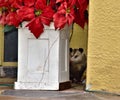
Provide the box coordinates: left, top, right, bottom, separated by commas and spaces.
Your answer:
56, 0, 63, 3
9, 0, 22, 8
67, 0, 76, 7
49, 0, 56, 5
17, 6, 35, 21
24, 0, 35, 7
75, 0, 88, 28
53, 12, 67, 30
6, 12, 20, 27
35, 0, 46, 10
74, 9, 85, 28
66, 14, 74, 25
0, 0, 8, 7
76, 0, 88, 19
26, 17, 44, 38
41, 6, 54, 25
40, 17, 51, 26
42, 6, 54, 19
53, 1, 75, 29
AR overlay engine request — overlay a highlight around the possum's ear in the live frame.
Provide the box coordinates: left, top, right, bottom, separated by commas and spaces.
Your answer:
70, 48, 73, 52
79, 48, 83, 53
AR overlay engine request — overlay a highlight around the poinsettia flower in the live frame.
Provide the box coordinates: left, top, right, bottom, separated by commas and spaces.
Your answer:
26, 17, 44, 38
53, 12, 67, 30
9, 0, 23, 8
17, 6, 35, 21
56, 0, 76, 5
0, 0, 22, 9
49, 0, 58, 11
77, 0, 88, 19
49, 0, 56, 4
26, 0, 54, 38
35, 0, 46, 10
5, 12, 21, 27
0, 0, 89, 39
74, 0, 88, 28
53, 1, 75, 30
56, 0, 63, 3
24, 0, 35, 7
67, 0, 76, 6
0, 0, 23, 26
74, 8, 85, 28
40, 6, 55, 25
0, 0, 9, 7
0, 0, 8, 25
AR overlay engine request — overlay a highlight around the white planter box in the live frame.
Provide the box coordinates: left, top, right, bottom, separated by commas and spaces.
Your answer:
15, 22, 71, 90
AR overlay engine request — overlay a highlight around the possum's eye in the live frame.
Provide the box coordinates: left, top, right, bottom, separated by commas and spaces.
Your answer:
74, 55, 78, 58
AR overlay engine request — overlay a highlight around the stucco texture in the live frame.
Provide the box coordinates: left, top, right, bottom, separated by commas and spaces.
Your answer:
86, 0, 120, 94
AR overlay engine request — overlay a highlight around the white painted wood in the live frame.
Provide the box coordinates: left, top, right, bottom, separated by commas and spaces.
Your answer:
15, 22, 71, 90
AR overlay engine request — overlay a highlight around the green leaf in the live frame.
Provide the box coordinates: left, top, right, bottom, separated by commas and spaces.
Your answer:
4, 25, 17, 32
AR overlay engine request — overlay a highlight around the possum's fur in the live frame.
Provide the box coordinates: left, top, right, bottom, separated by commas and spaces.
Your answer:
69, 48, 87, 83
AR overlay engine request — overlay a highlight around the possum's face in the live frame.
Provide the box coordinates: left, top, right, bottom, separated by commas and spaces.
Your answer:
70, 48, 84, 64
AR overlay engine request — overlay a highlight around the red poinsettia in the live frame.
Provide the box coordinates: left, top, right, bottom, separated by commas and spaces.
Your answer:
0, 0, 89, 38
53, 0, 75, 30
26, 0, 54, 38
17, 6, 35, 21
6, 12, 20, 27
0, 0, 8, 7
0, 0, 22, 27
74, 0, 89, 28
24, 0, 35, 7
0, 0, 8, 25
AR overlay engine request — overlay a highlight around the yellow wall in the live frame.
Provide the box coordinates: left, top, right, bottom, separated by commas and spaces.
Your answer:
70, 24, 88, 54
86, 0, 120, 94
0, 10, 2, 65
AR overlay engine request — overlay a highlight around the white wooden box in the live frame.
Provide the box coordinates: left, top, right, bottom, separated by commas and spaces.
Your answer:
15, 22, 71, 90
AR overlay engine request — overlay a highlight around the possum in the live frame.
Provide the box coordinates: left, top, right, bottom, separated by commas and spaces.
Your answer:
69, 48, 87, 83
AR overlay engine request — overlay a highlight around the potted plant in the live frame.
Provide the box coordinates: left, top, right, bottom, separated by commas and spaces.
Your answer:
0, 0, 88, 90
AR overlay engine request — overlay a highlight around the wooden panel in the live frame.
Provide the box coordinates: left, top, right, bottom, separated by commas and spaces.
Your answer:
0, 25, 4, 65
